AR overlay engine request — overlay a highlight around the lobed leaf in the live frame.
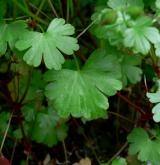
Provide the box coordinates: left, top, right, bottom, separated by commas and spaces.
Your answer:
31, 108, 68, 147
16, 18, 79, 70
120, 55, 142, 85
0, 20, 27, 55
124, 17, 160, 55
128, 128, 160, 164
102, 45, 142, 86
147, 92, 160, 122
45, 49, 122, 119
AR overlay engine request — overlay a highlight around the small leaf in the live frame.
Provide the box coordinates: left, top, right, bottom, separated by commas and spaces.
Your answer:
125, 6, 143, 19
156, 0, 160, 9
124, 17, 160, 55
147, 92, 160, 122
92, 12, 129, 47
103, 45, 142, 86
101, 158, 127, 165
120, 55, 142, 85
13, 129, 23, 139
16, 18, 79, 70
147, 92, 160, 103
31, 108, 67, 147
91, 8, 117, 24
152, 103, 160, 122
0, 20, 27, 54
155, 42, 160, 57
13, 122, 29, 139
22, 104, 36, 122
127, 128, 160, 164
111, 158, 127, 165
32, 110, 58, 147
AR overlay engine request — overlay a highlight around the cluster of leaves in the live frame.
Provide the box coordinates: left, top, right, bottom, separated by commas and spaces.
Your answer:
92, 0, 160, 55
1, 0, 160, 164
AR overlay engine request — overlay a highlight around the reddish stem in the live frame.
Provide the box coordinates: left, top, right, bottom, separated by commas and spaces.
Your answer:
117, 92, 146, 115
76, 50, 87, 61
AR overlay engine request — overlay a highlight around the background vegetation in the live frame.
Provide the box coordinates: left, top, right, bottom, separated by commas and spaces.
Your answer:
0, 0, 160, 164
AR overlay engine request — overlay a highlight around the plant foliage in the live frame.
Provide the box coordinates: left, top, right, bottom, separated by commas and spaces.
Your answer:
16, 18, 79, 69
1, 0, 160, 164
128, 128, 160, 164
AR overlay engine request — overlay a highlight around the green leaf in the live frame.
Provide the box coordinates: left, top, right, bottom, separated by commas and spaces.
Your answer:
120, 55, 142, 85
103, 45, 142, 86
0, 20, 27, 55
83, 49, 121, 79
124, 17, 160, 55
92, 12, 130, 47
111, 158, 127, 165
45, 49, 122, 119
31, 109, 59, 147
108, 0, 127, 9
125, 6, 143, 19
32, 113, 57, 146
147, 92, 160, 103
13, 122, 29, 139
147, 92, 160, 122
62, 59, 81, 70
16, 18, 79, 70
151, 103, 160, 122
127, 128, 160, 164
45, 69, 108, 119
91, 8, 117, 24
22, 103, 36, 122
155, 42, 160, 57
156, 0, 160, 9
13, 129, 23, 139
20, 160, 26, 165
101, 158, 127, 165
93, 24, 124, 47
108, 0, 144, 9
